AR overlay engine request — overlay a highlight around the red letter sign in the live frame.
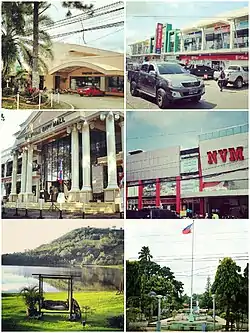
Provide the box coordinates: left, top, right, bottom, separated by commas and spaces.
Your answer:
218, 149, 228, 163
207, 151, 217, 164
228, 147, 244, 162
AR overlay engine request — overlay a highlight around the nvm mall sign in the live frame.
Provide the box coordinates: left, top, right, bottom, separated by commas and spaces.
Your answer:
207, 147, 244, 164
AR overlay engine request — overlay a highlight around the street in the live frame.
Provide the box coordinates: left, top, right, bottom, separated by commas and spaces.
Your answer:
126, 80, 248, 110
59, 93, 124, 109
1, 208, 122, 220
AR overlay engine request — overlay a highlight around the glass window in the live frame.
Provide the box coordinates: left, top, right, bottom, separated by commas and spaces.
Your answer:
233, 126, 241, 135
241, 124, 248, 133
157, 63, 186, 74
1, 164, 5, 178
242, 66, 248, 72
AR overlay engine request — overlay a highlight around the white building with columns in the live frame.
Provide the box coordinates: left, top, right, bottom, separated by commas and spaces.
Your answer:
1, 111, 124, 208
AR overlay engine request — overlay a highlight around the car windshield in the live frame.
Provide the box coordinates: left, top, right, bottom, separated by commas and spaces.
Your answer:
227, 66, 240, 71
157, 63, 187, 74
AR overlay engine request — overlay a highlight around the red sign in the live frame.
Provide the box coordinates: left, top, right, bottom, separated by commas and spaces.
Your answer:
180, 53, 248, 61
214, 25, 230, 33
207, 147, 244, 164
155, 23, 163, 54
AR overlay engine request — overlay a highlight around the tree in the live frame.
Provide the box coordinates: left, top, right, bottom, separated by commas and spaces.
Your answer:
200, 276, 213, 310
61, 1, 93, 17
138, 246, 153, 263
211, 257, 241, 331
32, 2, 40, 88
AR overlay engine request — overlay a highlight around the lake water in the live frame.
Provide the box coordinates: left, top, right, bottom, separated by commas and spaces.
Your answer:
2, 265, 123, 293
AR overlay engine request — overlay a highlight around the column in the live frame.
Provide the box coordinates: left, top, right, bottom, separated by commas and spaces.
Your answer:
119, 121, 124, 152
68, 124, 80, 202
9, 151, 18, 202
104, 111, 119, 202
18, 148, 28, 202
100, 76, 106, 92
201, 28, 205, 51
25, 145, 34, 202
138, 180, 143, 210
155, 178, 161, 207
230, 21, 235, 49
180, 32, 184, 52
176, 176, 181, 214
80, 121, 92, 203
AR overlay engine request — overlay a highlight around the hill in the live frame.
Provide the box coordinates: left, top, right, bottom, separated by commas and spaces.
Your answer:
2, 227, 124, 267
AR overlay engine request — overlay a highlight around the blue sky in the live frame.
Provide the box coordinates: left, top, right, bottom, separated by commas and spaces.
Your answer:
126, 111, 248, 152
126, 1, 248, 47
45, 0, 124, 52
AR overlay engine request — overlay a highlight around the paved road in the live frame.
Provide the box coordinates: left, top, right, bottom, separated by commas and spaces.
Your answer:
59, 93, 124, 109
1, 208, 122, 220
126, 80, 248, 110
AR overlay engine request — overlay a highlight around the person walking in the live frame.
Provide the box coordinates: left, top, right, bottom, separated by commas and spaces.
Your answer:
218, 67, 226, 92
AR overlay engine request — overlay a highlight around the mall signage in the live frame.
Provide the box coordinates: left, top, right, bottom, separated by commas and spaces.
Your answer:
207, 146, 244, 164
25, 117, 65, 140
180, 53, 249, 61
155, 23, 163, 54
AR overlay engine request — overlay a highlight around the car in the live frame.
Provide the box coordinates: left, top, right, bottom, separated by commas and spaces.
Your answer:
188, 65, 215, 79
128, 62, 205, 108
77, 86, 105, 97
214, 65, 248, 88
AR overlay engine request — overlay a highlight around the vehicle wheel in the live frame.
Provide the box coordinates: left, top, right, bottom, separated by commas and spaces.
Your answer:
130, 81, 139, 96
234, 77, 243, 89
89, 93, 93, 97
156, 88, 169, 109
191, 95, 201, 103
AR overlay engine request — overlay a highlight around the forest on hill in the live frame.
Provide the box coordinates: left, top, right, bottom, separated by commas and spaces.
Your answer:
2, 227, 124, 267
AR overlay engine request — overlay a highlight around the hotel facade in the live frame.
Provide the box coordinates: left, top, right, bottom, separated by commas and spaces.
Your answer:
1, 111, 124, 211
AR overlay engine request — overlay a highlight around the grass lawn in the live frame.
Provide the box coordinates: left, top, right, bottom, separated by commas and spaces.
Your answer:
2, 291, 123, 331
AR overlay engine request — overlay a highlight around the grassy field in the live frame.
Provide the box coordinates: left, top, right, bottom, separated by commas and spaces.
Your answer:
2, 291, 124, 331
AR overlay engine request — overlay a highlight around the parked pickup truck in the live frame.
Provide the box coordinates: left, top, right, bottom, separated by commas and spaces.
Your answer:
129, 62, 205, 108
214, 65, 248, 88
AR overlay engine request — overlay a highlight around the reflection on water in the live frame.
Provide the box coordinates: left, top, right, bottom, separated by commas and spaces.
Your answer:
2, 265, 123, 293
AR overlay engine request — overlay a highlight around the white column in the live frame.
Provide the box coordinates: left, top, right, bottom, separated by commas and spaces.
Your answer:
81, 121, 92, 191
25, 145, 34, 196
19, 148, 28, 201
119, 121, 124, 152
100, 76, 106, 91
10, 152, 18, 197
70, 124, 80, 192
230, 21, 235, 49
201, 28, 205, 51
180, 32, 184, 52
106, 111, 118, 190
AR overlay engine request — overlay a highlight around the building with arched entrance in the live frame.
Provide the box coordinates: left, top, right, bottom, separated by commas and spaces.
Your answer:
43, 42, 124, 96
2, 111, 124, 213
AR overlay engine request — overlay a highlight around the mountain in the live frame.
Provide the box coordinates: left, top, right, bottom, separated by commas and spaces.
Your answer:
2, 227, 124, 267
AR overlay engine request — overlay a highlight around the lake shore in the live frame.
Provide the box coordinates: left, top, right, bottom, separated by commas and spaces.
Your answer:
2, 290, 124, 331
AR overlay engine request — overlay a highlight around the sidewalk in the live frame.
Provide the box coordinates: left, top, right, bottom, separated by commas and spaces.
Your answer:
1, 208, 122, 220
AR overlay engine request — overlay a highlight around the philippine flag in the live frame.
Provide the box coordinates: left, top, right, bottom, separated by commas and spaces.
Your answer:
182, 223, 193, 234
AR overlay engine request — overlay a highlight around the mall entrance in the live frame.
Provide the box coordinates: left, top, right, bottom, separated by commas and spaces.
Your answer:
205, 195, 248, 218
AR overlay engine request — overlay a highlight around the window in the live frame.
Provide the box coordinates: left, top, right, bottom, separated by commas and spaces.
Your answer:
157, 63, 186, 74
242, 66, 248, 72
228, 66, 240, 71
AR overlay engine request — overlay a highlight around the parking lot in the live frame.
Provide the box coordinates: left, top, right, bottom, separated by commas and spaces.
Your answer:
126, 80, 248, 110
59, 93, 124, 109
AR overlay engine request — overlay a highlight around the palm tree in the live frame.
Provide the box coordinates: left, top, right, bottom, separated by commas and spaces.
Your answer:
19, 285, 41, 317
1, 2, 53, 86
138, 246, 153, 263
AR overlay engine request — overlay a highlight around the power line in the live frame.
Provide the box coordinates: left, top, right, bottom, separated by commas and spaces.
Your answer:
88, 27, 124, 43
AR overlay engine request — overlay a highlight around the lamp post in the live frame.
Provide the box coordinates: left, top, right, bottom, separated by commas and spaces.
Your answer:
148, 291, 163, 332
212, 294, 215, 331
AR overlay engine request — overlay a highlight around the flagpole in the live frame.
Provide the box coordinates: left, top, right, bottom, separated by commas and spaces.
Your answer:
190, 219, 195, 319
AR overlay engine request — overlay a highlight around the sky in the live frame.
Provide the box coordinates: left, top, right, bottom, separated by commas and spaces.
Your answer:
126, 1, 248, 51
45, 0, 124, 52
2, 219, 124, 254
125, 219, 248, 294
126, 111, 248, 152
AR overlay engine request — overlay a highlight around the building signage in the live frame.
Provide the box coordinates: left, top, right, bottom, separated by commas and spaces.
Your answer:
236, 20, 248, 30
25, 117, 65, 140
214, 25, 230, 33
143, 183, 156, 197
160, 181, 176, 196
180, 54, 249, 61
181, 179, 199, 193
207, 147, 244, 164
155, 23, 163, 54
181, 157, 198, 174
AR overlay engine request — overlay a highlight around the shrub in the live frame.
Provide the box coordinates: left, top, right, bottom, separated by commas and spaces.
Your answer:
2, 87, 13, 96
107, 314, 124, 330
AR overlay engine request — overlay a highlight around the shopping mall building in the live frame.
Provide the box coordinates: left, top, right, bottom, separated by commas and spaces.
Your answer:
129, 7, 248, 68
126, 123, 248, 218
1, 111, 124, 211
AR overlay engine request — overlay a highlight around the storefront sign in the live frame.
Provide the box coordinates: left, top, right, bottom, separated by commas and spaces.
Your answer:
214, 25, 230, 33
207, 146, 244, 164
181, 179, 199, 193
160, 181, 176, 196
236, 20, 248, 30
181, 157, 198, 174
92, 165, 104, 193
128, 186, 138, 197
143, 183, 156, 197
180, 53, 249, 61
25, 117, 65, 140
155, 23, 163, 54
